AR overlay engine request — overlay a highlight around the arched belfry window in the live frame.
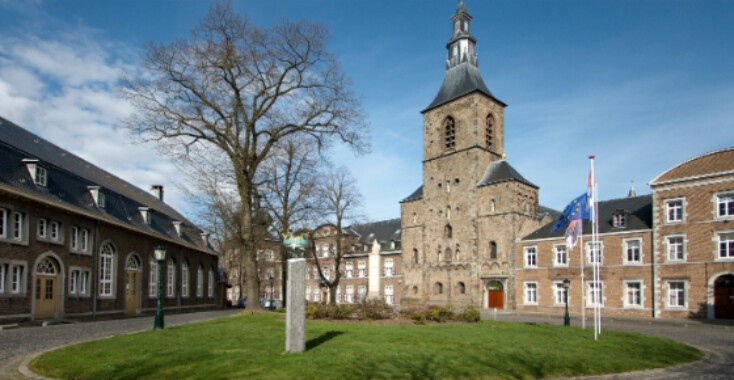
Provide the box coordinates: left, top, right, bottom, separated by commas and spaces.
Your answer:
445, 116, 456, 150
490, 241, 498, 260
485, 114, 494, 148
445, 224, 453, 239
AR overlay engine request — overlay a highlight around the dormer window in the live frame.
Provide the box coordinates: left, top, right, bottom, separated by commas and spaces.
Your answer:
613, 211, 627, 228
88, 186, 106, 208
139, 207, 151, 224
200, 233, 209, 245
172, 221, 183, 237
22, 159, 47, 187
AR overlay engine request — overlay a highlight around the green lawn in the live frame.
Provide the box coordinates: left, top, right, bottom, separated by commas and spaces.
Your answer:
31, 312, 702, 379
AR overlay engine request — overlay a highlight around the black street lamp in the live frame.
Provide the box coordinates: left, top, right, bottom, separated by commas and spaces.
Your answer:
268, 274, 275, 311
153, 245, 166, 330
563, 278, 571, 327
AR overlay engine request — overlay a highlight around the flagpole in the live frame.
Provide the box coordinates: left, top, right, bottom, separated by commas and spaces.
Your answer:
595, 182, 601, 336
579, 221, 585, 329
589, 155, 598, 341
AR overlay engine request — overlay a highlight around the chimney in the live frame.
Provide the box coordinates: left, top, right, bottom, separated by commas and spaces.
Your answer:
151, 185, 164, 201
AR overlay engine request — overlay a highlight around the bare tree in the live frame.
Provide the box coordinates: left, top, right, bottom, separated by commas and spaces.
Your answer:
260, 136, 321, 304
310, 166, 363, 304
122, 2, 367, 308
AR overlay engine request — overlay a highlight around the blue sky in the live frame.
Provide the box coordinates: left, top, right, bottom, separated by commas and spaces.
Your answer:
1, 0, 733, 224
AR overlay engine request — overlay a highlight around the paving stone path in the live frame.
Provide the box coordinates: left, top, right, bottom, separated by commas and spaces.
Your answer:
481, 309, 734, 379
0, 309, 241, 379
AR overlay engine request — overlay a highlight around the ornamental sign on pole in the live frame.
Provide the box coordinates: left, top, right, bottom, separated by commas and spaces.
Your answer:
282, 229, 310, 258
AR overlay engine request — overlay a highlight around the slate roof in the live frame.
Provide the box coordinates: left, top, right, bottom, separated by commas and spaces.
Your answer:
477, 160, 537, 189
521, 194, 652, 241
348, 218, 402, 248
537, 205, 562, 221
0, 116, 213, 253
400, 185, 423, 203
423, 62, 506, 113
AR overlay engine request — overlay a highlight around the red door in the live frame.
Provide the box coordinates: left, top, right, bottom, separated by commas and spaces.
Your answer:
488, 290, 504, 309
714, 274, 734, 319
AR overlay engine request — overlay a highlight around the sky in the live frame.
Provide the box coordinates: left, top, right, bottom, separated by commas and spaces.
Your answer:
1, 0, 733, 225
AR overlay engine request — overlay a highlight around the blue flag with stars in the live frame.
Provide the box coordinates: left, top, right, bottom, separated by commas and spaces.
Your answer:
552, 193, 590, 231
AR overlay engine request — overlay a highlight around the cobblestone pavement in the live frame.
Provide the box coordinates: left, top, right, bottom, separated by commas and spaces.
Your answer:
481, 309, 734, 379
0, 309, 241, 379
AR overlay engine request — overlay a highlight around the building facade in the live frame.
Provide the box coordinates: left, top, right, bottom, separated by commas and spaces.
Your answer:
0, 117, 219, 321
399, 1, 554, 308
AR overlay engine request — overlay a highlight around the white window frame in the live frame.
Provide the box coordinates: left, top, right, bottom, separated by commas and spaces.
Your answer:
35, 165, 48, 187
69, 269, 79, 294
346, 285, 354, 303
197, 266, 204, 298
523, 281, 538, 305
623, 238, 642, 265
149, 258, 158, 298
12, 211, 24, 242
586, 280, 604, 307
715, 193, 734, 219
384, 285, 394, 305
666, 280, 687, 309
586, 241, 603, 264
80, 270, 89, 295
666, 234, 686, 262
665, 198, 685, 223
99, 243, 115, 297
38, 218, 47, 239
71, 226, 79, 250
11, 263, 25, 294
358, 261, 366, 278
383, 258, 395, 277
345, 262, 353, 278
80, 229, 89, 252
623, 280, 643, 309
524, 246, 538, 268
167, 259, 176, 298
49, 221, 60, 242
208, 268, 214, 297
553, 244, 568, 267
716, 231, 734, 260
553, 281, 568, 305
0, 263, 6, 294
0, 208, 6, 238
181, 262, 190, 298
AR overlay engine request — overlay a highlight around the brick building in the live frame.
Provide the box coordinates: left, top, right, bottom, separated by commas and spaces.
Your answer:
400, 1, 555, 308
0, 117, 219, 321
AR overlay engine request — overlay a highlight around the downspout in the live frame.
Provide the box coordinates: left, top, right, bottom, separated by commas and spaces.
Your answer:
92, 219, 99, 317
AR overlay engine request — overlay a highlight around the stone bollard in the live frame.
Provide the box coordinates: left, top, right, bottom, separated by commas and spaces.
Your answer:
286, 258, 306, 353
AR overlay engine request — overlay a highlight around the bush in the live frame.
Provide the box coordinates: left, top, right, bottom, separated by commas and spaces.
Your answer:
332, 304, 355, 320
460, 305, 481, 323
359, 299, 392, 320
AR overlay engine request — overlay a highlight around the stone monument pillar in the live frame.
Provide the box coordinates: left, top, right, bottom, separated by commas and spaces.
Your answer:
286, 258, 306, 353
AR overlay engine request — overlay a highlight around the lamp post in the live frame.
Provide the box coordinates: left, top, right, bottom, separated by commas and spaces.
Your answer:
563, 278, 571, 327
269, 274, 275, 311
153, 245, 166, 330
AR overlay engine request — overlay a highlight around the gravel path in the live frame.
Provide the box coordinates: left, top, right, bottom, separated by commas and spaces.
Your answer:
481, 309, 734, 379
0, 309, 241, 379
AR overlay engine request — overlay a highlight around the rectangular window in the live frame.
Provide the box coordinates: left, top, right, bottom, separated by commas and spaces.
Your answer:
100, 254, 113, 296
11, 265, 23, 293
718, 194, 734, 217
524, 282, 538, 304
667, 236, 685, 261
38, 218, 47, 238
80, 271, 88, 295
383, 258, 395, 276
358, 285, 367, 302
524, 246, 537, 268
667, 281, 686, 308
0, 263, 6, 294
345, 262, 353, 278
624, 281, 642, 308
149, 260, 158, 297
554, 245, 568, 266
69, 269, 79, 294
167, 260, 176, 298
666, 199, 683, 222
613, 213, 626, 228
624, 239, 641, 264
587, 281, 603, 306
181, 265, 189, 297
12, 212, 23, 241
80, 229, 89, 252
50, 221, 60, 241
35, 166, 47, 186
719, 233, 734, 259
197, 267, 204, 298
71, 227, 79, 250
0, 208, 6, 238
553, 282, 567, 305
358, 261, 366, 278
586, 242, 602, 264
208, 269, 214, 297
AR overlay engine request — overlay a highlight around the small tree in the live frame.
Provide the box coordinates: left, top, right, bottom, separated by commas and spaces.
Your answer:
122, 2, 367, 309
310, 166, 363, 304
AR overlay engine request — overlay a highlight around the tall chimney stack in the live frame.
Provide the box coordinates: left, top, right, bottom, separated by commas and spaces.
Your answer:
151, 185, 164, 201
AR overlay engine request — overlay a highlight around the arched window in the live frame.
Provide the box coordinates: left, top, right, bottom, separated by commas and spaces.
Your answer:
445, 224, 453, 239
457, 282, 466, 294
181, 260, 190, 298
413, 249, 419, 264
197, 265, 204, 298
485, 114, 494, 148
444, 116, 456, 150
445, 248, 452, 262
490, 241, 498, 260
167, 258, 176, 298
99, 242, 115, 296
149, 257, 158, 297
435, 282, 444, 294
437, 246, 443, 262
208, 267, 215, 297
455, 246, 461, 261
412, 286, 419, 295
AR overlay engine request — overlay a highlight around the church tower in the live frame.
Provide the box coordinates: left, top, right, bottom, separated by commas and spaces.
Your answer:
401, 1, 545, 309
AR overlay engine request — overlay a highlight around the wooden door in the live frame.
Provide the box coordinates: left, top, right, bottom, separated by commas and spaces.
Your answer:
35, 276, 57, 319
714, 274, 734, 319
125, 270, 139, 315
488, 290, 504, 309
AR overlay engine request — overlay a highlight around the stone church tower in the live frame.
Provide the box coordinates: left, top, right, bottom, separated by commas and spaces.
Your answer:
400, 1, 552, 308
